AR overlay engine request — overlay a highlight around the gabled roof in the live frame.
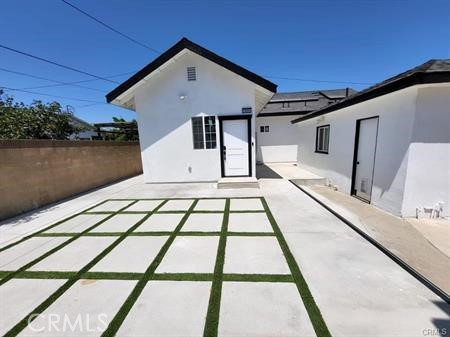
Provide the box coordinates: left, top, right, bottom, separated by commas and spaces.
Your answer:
106, 37, 277, 103
258, 88, 356, 117
270, 88, 356, 102
292, 59, 450, 124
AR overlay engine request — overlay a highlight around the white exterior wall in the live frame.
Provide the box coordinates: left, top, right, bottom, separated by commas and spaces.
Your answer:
296, 86, 419, 216
401, 85, 450, 217
133, 51, 261, 183
256, 116, 299, 163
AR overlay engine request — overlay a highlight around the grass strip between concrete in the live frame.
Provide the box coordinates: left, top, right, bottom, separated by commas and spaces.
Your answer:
1, 196, 331, 336
0, 270, 294, 283
36, 231, 275, 238
0, 199, 112, 253
260, 197, 332, 337
100, 199, 199, 337
222, 273, 294, 283
202, 198, 230, 337
0, 200, 141, 287
2, 199, 166, 337
151, 273, 214, 281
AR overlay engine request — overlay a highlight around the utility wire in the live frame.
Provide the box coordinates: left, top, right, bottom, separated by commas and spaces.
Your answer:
75, 102, 107, 109
0, 43, 119, 84
0, 67, 104, 92
265, 75, 374, 86
22, 71, 137, 90
1, 86, 106, 104
60, 0, 372, 86
0, 67, 135, 90
61, 0, 160, 54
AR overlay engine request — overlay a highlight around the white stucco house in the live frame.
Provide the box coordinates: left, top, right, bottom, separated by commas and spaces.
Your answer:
291, 60, 450, 217
106, 38, 449, 218
107, 38, 277, 183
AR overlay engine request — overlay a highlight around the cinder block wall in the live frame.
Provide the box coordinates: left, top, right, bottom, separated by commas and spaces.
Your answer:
0, 140, 142, 220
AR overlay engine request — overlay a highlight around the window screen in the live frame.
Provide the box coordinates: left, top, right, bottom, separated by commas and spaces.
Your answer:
316, 125, 330, 153
192, 117, 204, 149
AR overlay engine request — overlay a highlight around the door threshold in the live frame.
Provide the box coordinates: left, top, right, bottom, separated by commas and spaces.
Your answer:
352, 194, 371, 204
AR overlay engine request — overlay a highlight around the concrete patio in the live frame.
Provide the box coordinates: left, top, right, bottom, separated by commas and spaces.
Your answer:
0, 175, 449, 336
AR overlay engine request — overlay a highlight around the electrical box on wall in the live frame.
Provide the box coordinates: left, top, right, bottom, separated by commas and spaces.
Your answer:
242, 107, 252, 114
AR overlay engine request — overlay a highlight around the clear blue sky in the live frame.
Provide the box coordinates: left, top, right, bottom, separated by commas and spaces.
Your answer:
1, 0, 449, 123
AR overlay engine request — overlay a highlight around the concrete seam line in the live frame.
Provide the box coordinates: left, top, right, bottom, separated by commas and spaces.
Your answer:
290, 181, 450, 304
100, 198, 199, 337
2, 198, 156, 337
203, 198, 230, 337
0, 200, 139, 286
0, 198, 111, 253
261, 196, 332, 337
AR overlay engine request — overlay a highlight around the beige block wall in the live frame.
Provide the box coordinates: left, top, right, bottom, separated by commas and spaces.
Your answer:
0, 140, 142, 220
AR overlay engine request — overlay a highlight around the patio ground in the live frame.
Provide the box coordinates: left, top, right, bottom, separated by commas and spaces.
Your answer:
1, 175, 449, 336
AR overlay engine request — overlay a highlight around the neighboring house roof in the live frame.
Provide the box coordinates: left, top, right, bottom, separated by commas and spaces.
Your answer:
106, 37, 277, 103
258, 88, 356, 117
292, 59, 450, 124
66, 114, 95, 130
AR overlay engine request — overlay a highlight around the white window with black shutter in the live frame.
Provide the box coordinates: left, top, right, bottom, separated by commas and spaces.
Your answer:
191, 116, 217, 150
315, 125, 330, 154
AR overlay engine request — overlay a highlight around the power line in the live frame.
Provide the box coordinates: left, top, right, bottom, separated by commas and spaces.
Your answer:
1, 86, 106, 104
0, 67, 105, 92
61, 0, 160, 54
264, 75, 374, 86
75, 102, 106, 109
22, 71, 137, 90
0, 43, 119, 84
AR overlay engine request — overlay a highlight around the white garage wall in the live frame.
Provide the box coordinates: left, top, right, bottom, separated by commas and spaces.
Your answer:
296, 86, 418, 216
402, 84, 450, 217
134, 51, 260, 183
256, 116, 299, 163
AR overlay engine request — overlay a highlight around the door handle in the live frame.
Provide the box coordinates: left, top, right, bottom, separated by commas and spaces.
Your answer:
357, 161, 360, 165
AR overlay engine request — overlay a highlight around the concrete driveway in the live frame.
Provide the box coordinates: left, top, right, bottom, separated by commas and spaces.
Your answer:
0, 175, 449, 336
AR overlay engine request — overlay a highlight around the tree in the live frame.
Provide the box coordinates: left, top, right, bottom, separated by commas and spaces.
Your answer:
105, 117, 138, 141
0, 90, 80, 140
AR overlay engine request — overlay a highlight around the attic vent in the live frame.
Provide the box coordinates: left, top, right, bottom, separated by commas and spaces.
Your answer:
187, 67, 196, 81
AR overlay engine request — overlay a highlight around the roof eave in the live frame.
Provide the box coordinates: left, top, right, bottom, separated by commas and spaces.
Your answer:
257, 110, 313, 117
291, 71, 450, 124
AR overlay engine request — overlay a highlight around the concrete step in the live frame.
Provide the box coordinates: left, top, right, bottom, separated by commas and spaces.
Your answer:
217, 177, 259, 189
290, 178, 327, 186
